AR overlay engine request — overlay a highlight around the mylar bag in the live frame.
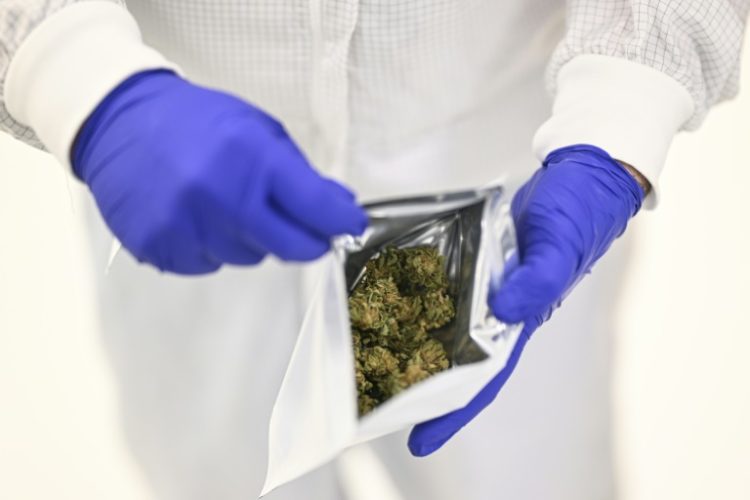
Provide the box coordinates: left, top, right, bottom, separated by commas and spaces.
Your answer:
262, 185, 522, 496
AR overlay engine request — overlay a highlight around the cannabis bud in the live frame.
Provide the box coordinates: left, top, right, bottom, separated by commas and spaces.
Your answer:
349, 246, 455, 415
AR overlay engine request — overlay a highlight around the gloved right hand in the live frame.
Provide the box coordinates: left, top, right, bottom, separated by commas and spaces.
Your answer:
72, 70, 367, 274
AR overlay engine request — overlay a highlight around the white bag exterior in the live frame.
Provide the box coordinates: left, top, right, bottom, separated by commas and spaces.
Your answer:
262, 187, 521, 496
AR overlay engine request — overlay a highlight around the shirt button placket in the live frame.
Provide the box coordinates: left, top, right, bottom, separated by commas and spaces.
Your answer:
309, 0, 359, 177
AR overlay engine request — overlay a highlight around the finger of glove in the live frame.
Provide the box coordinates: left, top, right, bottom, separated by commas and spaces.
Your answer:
192, 200, 269, 266
164, 254, 223, 275
489, 243, 575, 325
268, 145, 368, 237
322, 178, 357, 202
137, 239, 223, 275
203, 229, 267, 266
123, 217, 223, 275
239, 204, 331, 262
407, 327, 531, 457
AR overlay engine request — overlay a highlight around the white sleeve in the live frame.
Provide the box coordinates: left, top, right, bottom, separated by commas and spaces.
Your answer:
1, 0, 177, 169
0, 0, 96, 149
534, 0, 750, 206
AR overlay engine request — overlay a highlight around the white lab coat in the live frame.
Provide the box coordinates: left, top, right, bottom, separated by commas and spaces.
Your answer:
2, 1, 748, 499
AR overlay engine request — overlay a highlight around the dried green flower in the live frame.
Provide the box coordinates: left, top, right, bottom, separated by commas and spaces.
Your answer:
400, 247, 449, 293
409, 338, 450, 373
350, 245, 455, 416
361, 346, 400, 377
357, 393, 378, 415
418, 290, 455, 330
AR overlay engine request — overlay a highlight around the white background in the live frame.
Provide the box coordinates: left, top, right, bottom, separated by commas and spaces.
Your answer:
2, 46, 750, 500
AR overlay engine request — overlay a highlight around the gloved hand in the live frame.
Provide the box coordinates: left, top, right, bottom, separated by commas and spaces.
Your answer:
408, 144, 645, 456
72, 70, 367, 274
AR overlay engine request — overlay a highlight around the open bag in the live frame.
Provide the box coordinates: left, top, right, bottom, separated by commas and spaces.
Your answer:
262, 185, 522, 496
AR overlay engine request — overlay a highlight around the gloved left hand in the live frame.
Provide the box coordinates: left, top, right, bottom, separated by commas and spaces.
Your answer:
408, 144, 645, 456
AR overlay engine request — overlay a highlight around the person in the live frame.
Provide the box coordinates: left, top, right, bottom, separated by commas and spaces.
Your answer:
1, 1, 747, 499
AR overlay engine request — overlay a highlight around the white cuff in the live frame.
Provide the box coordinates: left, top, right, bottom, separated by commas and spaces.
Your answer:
5, 1, 179, 170
532, 55, 694, 208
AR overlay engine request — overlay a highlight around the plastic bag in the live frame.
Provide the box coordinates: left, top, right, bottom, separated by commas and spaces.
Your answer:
262, 185, 521, 496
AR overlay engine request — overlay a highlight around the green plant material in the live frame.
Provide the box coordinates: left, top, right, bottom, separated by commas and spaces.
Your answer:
350, 246, 455, 416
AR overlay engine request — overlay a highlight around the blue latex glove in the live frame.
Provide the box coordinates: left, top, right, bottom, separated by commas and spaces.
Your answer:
72, 70, 367, 274
408, 144, 645, 456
